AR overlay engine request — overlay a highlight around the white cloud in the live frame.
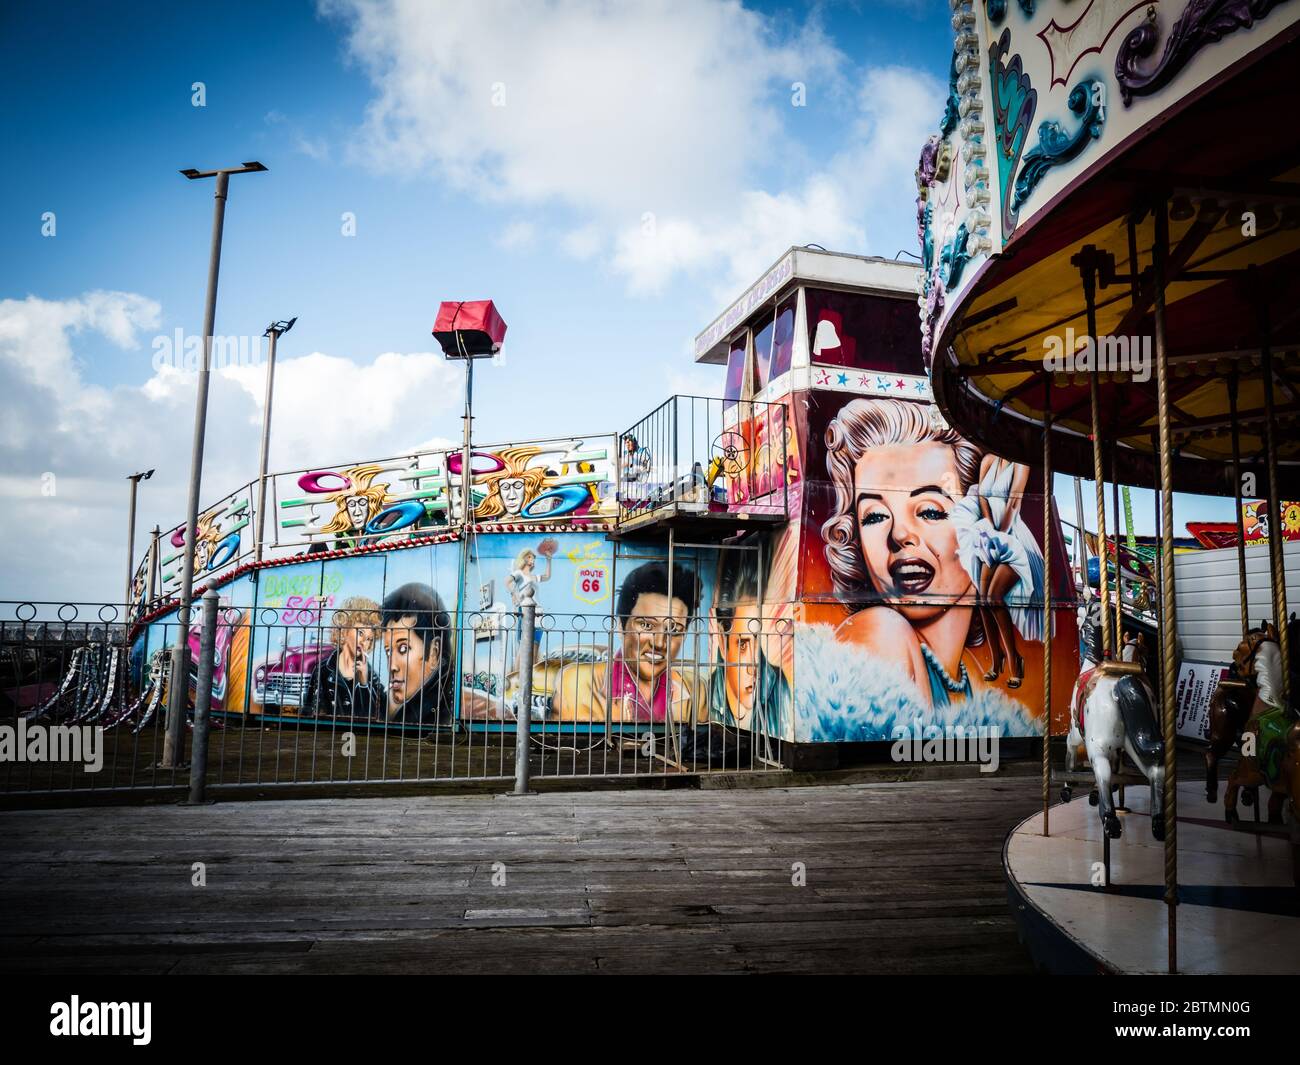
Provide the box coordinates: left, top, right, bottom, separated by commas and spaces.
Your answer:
324, 0, 839, 213
220, 350, 462, 469
560, 224, 603, 261
495, 220, 537, 251
621, 66, 940, 299
0, 291, 464, 600
322, 1, 937, 296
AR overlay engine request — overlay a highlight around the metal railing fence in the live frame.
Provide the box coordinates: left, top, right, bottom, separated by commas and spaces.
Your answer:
1, 599, 786, 796
618, 396, 791, 527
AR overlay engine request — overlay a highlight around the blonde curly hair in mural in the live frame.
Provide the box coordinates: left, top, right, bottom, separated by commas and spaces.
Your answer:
475, 446, 549, 521
821, 399, 981, 602
320, 465, 394, 537
194, 512, 222, 572
330, 596, 381, 647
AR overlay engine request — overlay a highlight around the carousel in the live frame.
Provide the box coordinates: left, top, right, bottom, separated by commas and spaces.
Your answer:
921, 1, 1300, 972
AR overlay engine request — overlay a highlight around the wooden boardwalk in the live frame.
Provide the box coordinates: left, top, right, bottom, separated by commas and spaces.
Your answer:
0, 776, 1040, 974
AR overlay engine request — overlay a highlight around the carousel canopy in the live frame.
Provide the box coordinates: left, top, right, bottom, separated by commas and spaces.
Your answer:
922, 2, 1300, 497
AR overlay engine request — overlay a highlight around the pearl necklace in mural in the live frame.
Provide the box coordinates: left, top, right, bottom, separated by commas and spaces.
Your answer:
920, 642, 968, 694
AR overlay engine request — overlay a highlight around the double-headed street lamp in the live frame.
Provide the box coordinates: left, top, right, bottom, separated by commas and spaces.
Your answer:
125, 469, 154, 618
164, 160, 267, 769
254, 317, 296, 562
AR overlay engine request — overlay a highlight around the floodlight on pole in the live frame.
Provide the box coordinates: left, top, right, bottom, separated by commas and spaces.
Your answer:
125, 469, 154, 620
433, 300, 507, 742
254, 316, 296, 561
164, 160, 267, 769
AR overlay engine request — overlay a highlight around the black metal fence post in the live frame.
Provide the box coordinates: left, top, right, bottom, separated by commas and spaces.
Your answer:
186, 589, 219, 804
513, 589, 536, 795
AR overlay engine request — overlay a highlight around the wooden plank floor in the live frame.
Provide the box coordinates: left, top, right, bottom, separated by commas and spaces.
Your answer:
0, 777, 1040, 974
0, 722, 768, 793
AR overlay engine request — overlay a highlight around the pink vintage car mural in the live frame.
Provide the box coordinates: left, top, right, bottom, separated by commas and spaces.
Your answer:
185, 605, 245, 710
253, 639, 330, 708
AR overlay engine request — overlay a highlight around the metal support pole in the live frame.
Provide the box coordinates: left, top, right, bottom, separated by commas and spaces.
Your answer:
1042, 391, 1053, 837
1078, 252, 1113, 661
1229, 374, 1250, 638
1150, 432, 1165, 703
186, 589, 219, 804
1112, 445, 1123, 647
1151, 199, 1178, 975
146, 525, 160, 606
1074, 476, 1087, 594
513, 587, 536, 795
1258, 281, 1290, 703
454, 355, 476, 728
254, 322, 289, 562
126, 476, 139, 617
167, 167, 237, 768
462, 357, 475, 530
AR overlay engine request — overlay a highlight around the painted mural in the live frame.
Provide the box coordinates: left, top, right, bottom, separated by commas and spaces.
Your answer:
157, 487, 251, 598
139, 530, 796, 742
464, 531, 792, 739
135, 437, 617, 617
795, 392, 1078, 743
276, 437, 616, 552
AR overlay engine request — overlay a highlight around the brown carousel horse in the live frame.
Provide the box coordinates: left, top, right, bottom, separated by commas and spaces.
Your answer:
1203, 620, 1300, 887
1203, 624, 1270, 804
1213, 622, 1300, 835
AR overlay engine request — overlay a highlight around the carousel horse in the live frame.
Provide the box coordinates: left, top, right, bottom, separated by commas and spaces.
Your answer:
1220, 621, 1300, 827
1067, 599, 1166, 839
1063, 598, 1103, 776
1203, 625, 1270, 804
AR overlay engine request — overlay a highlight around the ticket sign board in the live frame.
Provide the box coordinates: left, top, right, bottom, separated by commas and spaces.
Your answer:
1174, 660, 1230, 741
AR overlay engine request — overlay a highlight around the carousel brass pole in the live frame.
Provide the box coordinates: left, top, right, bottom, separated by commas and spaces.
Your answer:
1229, 372, 1250, 639
1077, 250, 1113, 661
1151, 431, 1164, 703
1258, 285, 1290, 703
1043, 383, 1053, 837
1074, 476, 1088, 594
1112, 443, 1124, 648
1152, 199, 1178, 975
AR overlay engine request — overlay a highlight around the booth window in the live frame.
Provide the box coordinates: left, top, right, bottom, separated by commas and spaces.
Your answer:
752, 294, 797, 394
805, 288, 924, 375
752, 313, 776, 394
723, 333, 746, 409
771, 294, 796, 382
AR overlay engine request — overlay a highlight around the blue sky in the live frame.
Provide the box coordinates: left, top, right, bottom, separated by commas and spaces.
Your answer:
0, 0, 1236, 600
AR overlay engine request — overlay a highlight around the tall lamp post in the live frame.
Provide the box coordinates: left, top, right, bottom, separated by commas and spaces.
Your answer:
254, 317, 296, 562
125, 469, 154, 618
432, 301, 507, 730
164, 160, 267, 769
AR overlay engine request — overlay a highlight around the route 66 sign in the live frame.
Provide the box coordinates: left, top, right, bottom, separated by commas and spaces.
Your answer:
574, 563, 609, 605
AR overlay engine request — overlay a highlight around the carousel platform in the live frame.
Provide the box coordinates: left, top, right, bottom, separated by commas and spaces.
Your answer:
1005, 782, 1300, 975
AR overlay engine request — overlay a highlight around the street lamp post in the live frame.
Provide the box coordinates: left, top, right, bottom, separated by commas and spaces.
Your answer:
431, 300, 507, 737
164, 160, 267, 769
125, 470, 154, 620
147, 525, 161, 605
254, 317, 296, 562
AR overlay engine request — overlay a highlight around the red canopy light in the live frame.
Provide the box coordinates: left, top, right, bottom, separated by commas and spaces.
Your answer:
433, 300, 507, 359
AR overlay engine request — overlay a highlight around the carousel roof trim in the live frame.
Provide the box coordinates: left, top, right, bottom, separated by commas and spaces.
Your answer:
921, 7, 1300, 496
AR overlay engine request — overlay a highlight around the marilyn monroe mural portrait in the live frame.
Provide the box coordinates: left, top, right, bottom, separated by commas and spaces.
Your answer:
798, 395, 1076, 742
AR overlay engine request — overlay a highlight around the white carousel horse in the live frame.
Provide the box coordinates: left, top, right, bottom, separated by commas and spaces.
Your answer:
1064, 598, 1101, 775
1067, 598, 1166, 840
